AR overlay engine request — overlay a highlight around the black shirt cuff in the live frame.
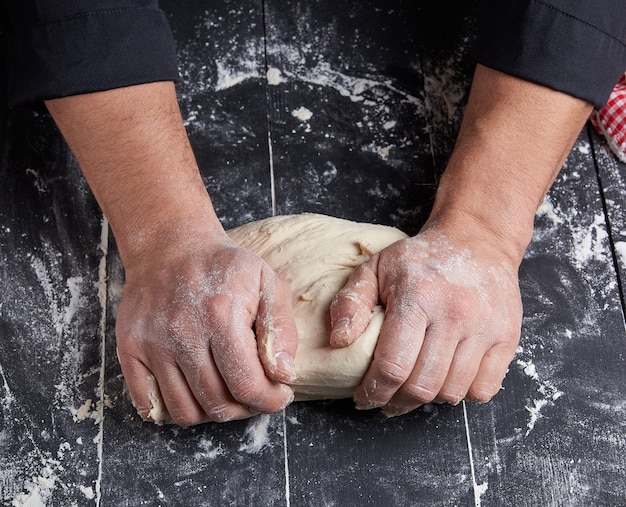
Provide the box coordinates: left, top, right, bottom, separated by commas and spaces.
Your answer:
6, 7, 179, 107
475, 0, 626, 109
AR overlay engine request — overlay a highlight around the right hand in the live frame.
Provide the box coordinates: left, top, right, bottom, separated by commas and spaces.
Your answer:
115, 233, 298, 426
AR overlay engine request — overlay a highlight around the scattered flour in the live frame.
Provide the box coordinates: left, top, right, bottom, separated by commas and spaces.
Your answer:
571, 213, 610, 268
423, 53, 469, 124
277, 59, 421, 110
462, 402, 488, 507
11, 456, 59, 507
176, 11, 425, 162
614, 241, 626, 268
71, 399, 93, 422
214, 60, 261, 92
70, 398, 104, 424
194, 437, 225, 460
0, 361, 16, 412
79, 485, 95, 500
239, 414, 272, 454
291, 106, 313, 121
266, 67, 284, 85
517, 358, 564, 436
31, 256, 85, 337
577, 142, 591, 155
535, 195, 565, 225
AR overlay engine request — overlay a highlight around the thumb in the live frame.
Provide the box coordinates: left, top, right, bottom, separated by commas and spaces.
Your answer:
256, 265, 298, 384
330, 258, 380, 348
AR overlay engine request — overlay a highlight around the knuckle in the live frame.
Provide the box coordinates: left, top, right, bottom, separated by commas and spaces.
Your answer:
438, 390, 466, 405
374, 357, 413, 388
196, 389, 242, 423
328, 293, 343, 314
168, 410, 200, 428
116, 339, 144, 363
467, 384, 499, 403
204, 294, 235, 324
229, 378, 263, 406
503, 329, 522, 346
206, 405, 235, 423
434, 297, 474, 332
447, 294, 474, 321
275, 275, 292, 296
134, 404, 152, 421
401, 381, 439, 405
392, 297, 429, 326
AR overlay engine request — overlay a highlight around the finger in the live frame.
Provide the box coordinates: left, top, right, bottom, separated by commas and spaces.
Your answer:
433, 338, 487, 405
210, 295, 295, 414
352, 294, 428, 410
149, 362, 211, 427
118, 354, 169, 424
466, 341, 517, 403
381, 323, 459, 416
256, 266, 298, 383
329, 258, 380, 347
178, 349, 257, 423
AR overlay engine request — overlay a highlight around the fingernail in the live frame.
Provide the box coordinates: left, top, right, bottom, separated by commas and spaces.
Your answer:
382, 404, 421, 418
333, 317, 351, 332
355, 402, 381, 411
280, 387, 295, 409
275, 352, 297, 383
331, 318, 352, 347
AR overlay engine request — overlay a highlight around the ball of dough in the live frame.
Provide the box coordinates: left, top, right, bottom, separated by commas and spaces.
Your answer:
227, 213, 408, 400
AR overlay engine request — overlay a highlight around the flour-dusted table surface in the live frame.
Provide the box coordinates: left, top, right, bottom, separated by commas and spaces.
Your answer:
1, 2, 624, 506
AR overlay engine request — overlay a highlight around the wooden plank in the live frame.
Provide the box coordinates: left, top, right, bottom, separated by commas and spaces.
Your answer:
285, 400, 474, 506
97, 2, 289, 505
466, 132, 626, 505
417, 2, 477, 176
419, 5, 626, 502
591, 126, 626, 310
0, 108, 105, 503
264, 0, 435, 235
263, 1, 476, 504
168, 0, 276, 229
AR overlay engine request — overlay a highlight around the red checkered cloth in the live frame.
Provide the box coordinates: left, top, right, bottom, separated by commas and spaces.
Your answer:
591, 73, 626, 163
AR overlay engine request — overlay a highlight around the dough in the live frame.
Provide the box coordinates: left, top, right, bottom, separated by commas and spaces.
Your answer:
227, 213, 408, 400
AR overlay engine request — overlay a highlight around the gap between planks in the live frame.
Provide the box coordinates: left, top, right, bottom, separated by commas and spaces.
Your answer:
94, 216, 110, 507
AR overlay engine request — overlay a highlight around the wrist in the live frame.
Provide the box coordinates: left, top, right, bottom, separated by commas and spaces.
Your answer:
422, 200, 532, 268
422, 65, 594, 266
425, 161, 536, 266
111, 194, 229, 269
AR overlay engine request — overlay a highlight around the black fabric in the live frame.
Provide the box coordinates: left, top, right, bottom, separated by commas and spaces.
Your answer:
2, 2, 625, 109
2, 1, 179, 107
475, 0, 626, 108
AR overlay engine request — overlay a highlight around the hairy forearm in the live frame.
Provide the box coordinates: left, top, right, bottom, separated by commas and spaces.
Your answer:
45, 82, 224, 265
47, 82, 298, 424
427, 64, 593, 264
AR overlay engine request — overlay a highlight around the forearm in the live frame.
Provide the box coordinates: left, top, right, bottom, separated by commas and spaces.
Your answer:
426, 64, 593, 264
45, 81, 224, 266
46, 82, 297, 424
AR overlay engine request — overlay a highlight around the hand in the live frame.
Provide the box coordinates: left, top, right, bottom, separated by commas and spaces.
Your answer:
45, 83, 298, 426
115, 235, 298, 426
327, 64, 593, 417
329, 221, 523, 416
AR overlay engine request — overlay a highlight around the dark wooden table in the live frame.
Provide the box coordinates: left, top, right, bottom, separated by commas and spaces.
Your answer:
1, 2, 624, 505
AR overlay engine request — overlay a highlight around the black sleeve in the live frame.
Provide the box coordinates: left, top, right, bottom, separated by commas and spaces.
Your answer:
474, 0, 626, 108
1, 0, 179, 107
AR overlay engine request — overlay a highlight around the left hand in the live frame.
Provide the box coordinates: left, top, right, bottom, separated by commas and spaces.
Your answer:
329, 221, 523, 416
